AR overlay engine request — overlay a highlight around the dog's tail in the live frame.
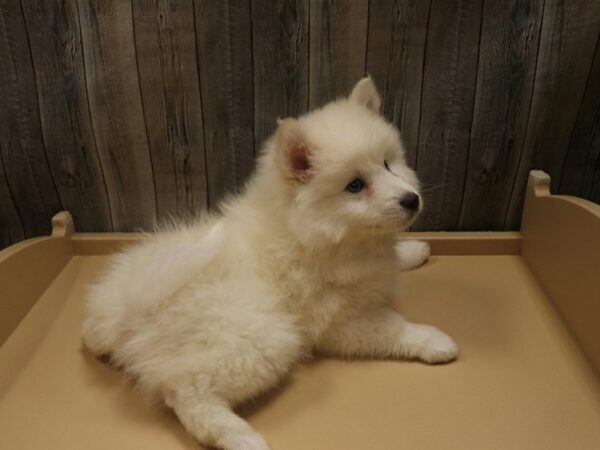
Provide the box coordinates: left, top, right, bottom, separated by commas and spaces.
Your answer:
81, 221, 227, 355
164, 384, 270, 450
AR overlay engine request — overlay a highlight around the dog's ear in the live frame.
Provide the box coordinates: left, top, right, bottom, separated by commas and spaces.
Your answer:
349, 75, 381, 114
275, 118, 312, 182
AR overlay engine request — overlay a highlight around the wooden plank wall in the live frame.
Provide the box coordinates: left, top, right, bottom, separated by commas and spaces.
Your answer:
1, 0, 599, 248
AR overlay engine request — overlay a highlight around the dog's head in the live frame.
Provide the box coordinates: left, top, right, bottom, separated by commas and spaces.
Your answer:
269, 76, 421, 246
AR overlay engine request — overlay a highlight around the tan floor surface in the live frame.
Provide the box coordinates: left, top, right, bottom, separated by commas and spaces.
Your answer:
1, 255, 600, 450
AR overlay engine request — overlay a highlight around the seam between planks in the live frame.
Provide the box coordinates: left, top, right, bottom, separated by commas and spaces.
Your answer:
131, 0, 159, 223
414, 0, 433, 172
503, 0, 546, 230
73, 0, 113, 231
18, 0, 63, 214
456, 0, 485, 228
191, 0, 210, 209
558, 29, 600, 192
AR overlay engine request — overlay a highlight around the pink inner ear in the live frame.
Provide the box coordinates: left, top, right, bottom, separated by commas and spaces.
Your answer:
290, 143, 311, 173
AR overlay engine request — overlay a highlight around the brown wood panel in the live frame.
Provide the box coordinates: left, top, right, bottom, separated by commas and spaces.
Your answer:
0, 0, 62, 238
252, 0, 309, 149
413, 0, 482, 231
0, 154, 24, 248
77, 0, 157, 230
458, 0, 544, 231
21, 0, 112, 233
505, 0, 600, 229
132, 0, 208, 220
0, 0, 27, 249
560, 35, 600, 206
193, 0, 255, 207
309, 0, 368, 109
1, 0, 600, 249
366, 0, 431, 167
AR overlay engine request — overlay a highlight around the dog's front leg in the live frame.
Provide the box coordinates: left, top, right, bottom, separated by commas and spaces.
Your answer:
315, 306, 457, 364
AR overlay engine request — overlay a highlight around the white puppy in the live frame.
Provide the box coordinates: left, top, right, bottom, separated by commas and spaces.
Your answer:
82, 77, 457, 450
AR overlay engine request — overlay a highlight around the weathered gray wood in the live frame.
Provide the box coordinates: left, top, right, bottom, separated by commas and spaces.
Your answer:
77, 0, 157, 230
21, 0, 112, 232
310, 0, 368, 108
0, 7, 24, 248
193, 0, 255, 207
0, 154, 24, 248
132, 0, 208, 220
413, 0, 482, 231
458, 0, 544, 231
560, 34, 600, 205
505, 0, 600, 229
366, 0, 431, 167
252, 0, 309, 149
0, 0, 62, 238
2, 0, 600, 250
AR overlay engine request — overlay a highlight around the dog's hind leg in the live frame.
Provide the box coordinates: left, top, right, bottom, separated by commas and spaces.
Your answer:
165, 384, 269, 450
82, 221, 227, 356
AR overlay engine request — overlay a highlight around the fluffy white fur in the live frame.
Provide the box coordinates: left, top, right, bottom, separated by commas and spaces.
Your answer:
396, 239, 431, 271
82, 77, 457, 450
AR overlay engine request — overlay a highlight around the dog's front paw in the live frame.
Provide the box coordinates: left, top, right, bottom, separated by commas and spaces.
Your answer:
419, 327, 458, 364
396, 240, 430, 271
402, 323, 458, 364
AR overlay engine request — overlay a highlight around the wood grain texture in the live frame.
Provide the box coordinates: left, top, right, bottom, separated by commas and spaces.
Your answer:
413, 0, 482, 231
194, 0, 255, 206
0, 154, 24, 248
132, 0, 208, 219
560, 34, 600, 205
1, 1, 600, 249
309, 0, 368, 109
77, 0, 157, 230
366, 0, 431, 167
505, 0, 600, 229
0, 0, 62, 238
458, 0, 544, 231
21, 0, 112, 232
252, 0, 309, 149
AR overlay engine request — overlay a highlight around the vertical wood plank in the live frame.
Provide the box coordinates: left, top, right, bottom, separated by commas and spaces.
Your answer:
413, 0, 482, 231
0, 154, 24, 248
505, 0, 600, 229
252, 0, 309, 149
560, 35, 600, 205
309, 0, 369, 108
132, 0, 208, 219
0, 0, 62, 238
458, 0, 544, 230
507, 0, 600, 227
21, 0, 112, 232
193, 0, 255, 206
77, 0, 157, 230
366, 0, 431, 167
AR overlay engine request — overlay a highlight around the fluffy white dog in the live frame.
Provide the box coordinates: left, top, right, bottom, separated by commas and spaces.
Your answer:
82, 77, 458, 450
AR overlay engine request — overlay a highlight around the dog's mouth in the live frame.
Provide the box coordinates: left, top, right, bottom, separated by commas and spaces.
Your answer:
368, 214, 418, 233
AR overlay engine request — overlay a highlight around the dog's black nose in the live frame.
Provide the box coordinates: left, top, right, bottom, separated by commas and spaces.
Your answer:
399, 192, 420, 211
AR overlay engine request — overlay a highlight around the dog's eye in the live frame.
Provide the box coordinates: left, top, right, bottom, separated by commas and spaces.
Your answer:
384, 160, 390, 171
346, 178, 365, 193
